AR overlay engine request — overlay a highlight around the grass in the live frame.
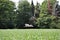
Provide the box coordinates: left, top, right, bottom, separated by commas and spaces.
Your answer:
0, 29, 60, 40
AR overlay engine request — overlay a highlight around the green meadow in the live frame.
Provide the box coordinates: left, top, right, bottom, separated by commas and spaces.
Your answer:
0, 29, 60, 40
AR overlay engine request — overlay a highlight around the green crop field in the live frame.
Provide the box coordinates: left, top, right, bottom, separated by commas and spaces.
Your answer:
0, 29, 60, 40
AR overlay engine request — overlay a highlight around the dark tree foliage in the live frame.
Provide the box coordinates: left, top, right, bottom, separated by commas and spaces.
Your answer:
31, 0, 35, 16
0, 0, 16, 29
16, 0, 31, 28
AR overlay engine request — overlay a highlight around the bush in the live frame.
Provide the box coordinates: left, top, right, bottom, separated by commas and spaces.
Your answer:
36, 13, 57, 29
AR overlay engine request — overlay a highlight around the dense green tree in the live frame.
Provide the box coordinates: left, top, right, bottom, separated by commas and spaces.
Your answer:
36, 0, 58, 29
17, 0, 31, 28
0, 0, 16, 29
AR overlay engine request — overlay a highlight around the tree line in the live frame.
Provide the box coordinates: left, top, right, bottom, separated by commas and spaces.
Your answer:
0, 0, 60, 29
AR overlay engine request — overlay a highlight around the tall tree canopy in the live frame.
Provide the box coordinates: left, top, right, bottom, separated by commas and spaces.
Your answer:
0, 0, 16, 28
17, 0, 31, 28
31, 0, 35, 16
36, 0, 58, 28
